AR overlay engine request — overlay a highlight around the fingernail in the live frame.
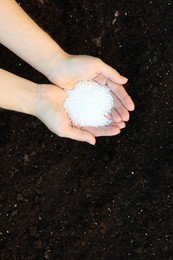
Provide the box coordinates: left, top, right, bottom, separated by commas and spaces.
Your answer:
88, 139, 95, 145
121, 76, 128, 81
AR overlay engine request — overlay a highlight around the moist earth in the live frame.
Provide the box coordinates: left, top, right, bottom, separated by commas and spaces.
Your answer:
0, 0, 173, 259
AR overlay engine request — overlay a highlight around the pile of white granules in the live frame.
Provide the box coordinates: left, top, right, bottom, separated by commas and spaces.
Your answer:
63, 80, 114, 127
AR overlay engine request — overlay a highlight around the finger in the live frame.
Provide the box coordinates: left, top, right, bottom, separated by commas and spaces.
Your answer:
107, 79, 135, 111
64, 127, 96, 145
105, 113, 126, 128
82, 125, 121, 137
111, 121, 126, 129
106, 112, 112, 120
112, 95, 130, 122
100, 61, 128, 85
111, 108, 122, 123
93, 74, 107, 85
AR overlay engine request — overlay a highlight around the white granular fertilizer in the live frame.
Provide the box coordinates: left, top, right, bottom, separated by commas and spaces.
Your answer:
63, 80, 114, 127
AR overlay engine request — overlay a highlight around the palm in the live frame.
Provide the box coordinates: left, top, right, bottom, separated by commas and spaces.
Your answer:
36, 84, 127, 144
48, 55, 134, 123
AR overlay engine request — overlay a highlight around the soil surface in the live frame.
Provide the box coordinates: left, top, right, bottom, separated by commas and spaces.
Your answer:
0, 0, 173, 259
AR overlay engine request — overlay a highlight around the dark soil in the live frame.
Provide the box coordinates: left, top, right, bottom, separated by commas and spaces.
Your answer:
0, 0, 173, 259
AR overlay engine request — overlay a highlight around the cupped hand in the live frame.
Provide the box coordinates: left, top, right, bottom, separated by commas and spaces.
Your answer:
35, 84, 124, 145
47, 54, 135, 124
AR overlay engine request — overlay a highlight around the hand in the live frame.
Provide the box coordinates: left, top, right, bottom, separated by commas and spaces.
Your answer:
36, 84, 126, 145
47, 54, 135, 123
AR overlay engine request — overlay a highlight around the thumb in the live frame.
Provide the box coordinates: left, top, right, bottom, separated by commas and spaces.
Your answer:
101, 61, 128, 85
66, 127, 96, 145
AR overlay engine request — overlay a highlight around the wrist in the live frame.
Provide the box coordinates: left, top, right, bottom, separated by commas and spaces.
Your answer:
45, 49, 70, 81
20, 83, 41, 116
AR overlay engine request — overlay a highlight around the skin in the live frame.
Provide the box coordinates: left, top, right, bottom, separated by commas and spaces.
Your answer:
0, 69, 126, 145
0, 0, 135, 145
